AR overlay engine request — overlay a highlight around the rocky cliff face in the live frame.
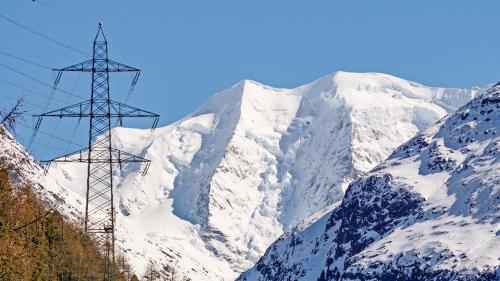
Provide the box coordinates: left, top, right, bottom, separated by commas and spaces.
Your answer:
239, 84, 499, 281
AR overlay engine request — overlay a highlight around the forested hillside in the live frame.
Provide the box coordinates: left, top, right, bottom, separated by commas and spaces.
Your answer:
0, 128, 136, 280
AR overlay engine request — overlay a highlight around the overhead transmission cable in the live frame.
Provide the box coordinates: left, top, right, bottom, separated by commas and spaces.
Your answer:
0, 60, 78, 150
40, 72, 82, 160
19, 122, 85, 149
0, 13, 89, 157
62, 73, 83, 154
0, 93, 44, 109
0, 50, 52, 70
0, 13, 89, 57
16, 135, 75, 154
0, 61, 82, 100
123, 72, 141, 104
28, 74, 60, 151
35, 0, 94, 27
113, 72, 141, 128
40, 71, 62, 112
0, 78, 67, 104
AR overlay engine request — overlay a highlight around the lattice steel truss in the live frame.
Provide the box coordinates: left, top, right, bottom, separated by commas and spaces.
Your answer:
32, 24, 159, 277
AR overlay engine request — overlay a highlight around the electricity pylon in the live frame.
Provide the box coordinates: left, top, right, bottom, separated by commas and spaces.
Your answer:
32, 24, 159, 279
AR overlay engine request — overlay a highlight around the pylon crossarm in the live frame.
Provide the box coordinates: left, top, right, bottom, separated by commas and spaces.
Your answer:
34, 100, 158, 120
33, 101, 158, 128
40, 148, 150, 164
110, 148, 151, 163
34, 101, 92, 118
109, 100, 159, 118
107, 59, 140, 72
40, 148, 89, 163
54, 59, 140, 73
53, 60, 93, 72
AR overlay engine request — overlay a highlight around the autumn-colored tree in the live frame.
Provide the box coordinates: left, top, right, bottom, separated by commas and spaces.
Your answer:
0, 132, 136, 279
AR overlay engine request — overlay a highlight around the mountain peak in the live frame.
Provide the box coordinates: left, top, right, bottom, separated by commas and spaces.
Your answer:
34, 72, 482, 280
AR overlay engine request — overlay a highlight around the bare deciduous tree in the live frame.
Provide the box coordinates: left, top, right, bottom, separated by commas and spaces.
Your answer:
0, 98, 25, 133
143, 259, 161, 281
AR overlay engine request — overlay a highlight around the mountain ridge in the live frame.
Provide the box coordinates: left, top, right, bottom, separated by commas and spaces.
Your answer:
238, 82, 499, 281
8, 71, 481, 279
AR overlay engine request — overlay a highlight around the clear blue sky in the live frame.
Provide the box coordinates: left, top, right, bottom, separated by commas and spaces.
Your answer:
1, 0, 499, 160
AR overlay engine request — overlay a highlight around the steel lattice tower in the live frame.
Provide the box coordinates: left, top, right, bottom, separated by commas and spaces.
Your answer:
32, 24, 159, 278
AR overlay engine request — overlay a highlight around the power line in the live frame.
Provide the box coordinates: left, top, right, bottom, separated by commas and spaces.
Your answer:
0, 61, 83, 100
0, 13, 89, 57
40, 119, 62, 160
0, 78, 67, 104
19, 121, 85, 148
64, 120, 81, 154
0, 93, 44, 109
16, 134, 77, 154
123, 72, 141, 104
36, 0, 94, 27
0, 50, 52, 70
40, 72, 81, 159
40, 71, 62, 113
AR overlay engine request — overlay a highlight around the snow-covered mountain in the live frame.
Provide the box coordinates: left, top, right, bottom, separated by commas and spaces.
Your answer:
6, 71, 479, 280
238, 82, 499, 281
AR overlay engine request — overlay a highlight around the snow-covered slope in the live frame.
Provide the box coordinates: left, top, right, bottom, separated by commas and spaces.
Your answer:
23, 71, 478, 279
239, 83, 499, 281
0, 127, 84, 224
